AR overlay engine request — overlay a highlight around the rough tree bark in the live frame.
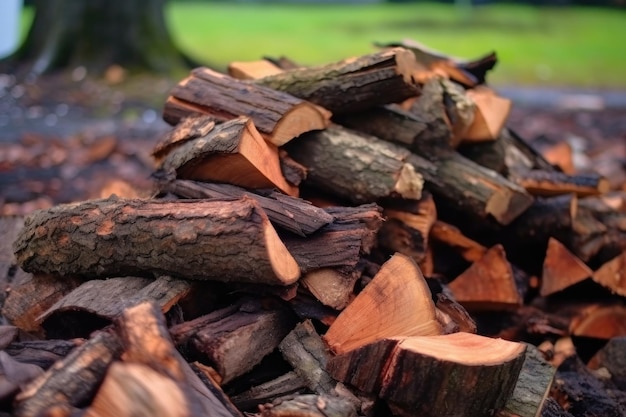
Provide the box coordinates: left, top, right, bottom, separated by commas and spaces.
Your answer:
14, 0, 189, 75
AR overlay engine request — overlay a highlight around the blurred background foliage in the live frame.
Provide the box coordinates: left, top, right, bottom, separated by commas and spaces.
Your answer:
19, 0, 626, 87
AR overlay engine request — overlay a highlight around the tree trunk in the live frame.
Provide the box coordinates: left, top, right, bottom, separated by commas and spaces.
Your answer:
16, 0, 188, 75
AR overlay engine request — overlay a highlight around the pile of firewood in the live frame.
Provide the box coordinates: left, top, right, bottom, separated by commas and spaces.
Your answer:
1, 40, 626, 417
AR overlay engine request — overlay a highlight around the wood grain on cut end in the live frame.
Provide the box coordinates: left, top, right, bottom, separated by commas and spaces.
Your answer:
323, 253, 441, 355
541, 238, 592, 296
272, 103, 331, 146
592, 251, 626, 296
393, 163, 423, 201
396, 332, 525, 366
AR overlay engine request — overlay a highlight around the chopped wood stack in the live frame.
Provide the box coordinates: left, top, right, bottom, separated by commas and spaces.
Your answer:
2, 41, 626, 417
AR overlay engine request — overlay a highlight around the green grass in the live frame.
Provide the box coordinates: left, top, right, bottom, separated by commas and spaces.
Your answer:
166, 3, 626, 88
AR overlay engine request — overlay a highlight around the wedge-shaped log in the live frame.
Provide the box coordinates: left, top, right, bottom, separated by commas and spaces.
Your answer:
541, 238, 592, 296
285, 126, 428, 205
255, 48, 421, 114
164, 68, 330, 146
152, 114, 218, 163
301, 268, 360, 311
158, 178, 333, 237
13, 197, 300, 286
593, 251, 626, 296
430, 220, 487, 263
324, 253, 442, 355
159, 117, 297, 196
463, 86, 512, 142
448, 245, 527, 310
327, 333, 526, 417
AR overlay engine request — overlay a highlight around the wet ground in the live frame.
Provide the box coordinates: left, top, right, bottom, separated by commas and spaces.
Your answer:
1, 68, 625, 215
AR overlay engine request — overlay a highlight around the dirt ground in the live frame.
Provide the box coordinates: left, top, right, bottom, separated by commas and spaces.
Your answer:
1, 69, 625, 215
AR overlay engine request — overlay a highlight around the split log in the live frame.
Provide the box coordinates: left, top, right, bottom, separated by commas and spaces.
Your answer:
278, 320, 335, 395
255, 48, 421, 114
2, 274, 82, 334
187, 298, 296, 384
458, 127, 556, 179
569, 303, 626, 339
288, 293, 338, 327
13, 197, 300, 286
285, 126, 427, 205
463, 86, 512, 142
327, 333, 526, 417
0, 216, 25, 309
593, 251, 626, 296
447, 245, 527, 310
279, 149, 308, 187
498, 344, 556, 417
324, 253, 442, 355
164, 67, 330, 146
152, 114, 218, 163
116, 301, 240, 416
156, 178, 333, 237
38, 276, 191, 338
375, 39, 497, 86
228, 59, 283, 80
85, 362, 205, 417
281, 204, 383, 274
511, 170, 610, 197
377, 193, 437, 263
259, 394, 357, 417
230, 372, 307, 412
14, 331, 122, 417
541, 238, 592, 296
158, 117, 298, 196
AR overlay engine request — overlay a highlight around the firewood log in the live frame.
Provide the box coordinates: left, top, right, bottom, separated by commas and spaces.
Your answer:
327, 333, 526, 417
511, 170, 610, 197
375, 38, 497, 86
541, 238, 592, 296
186, 298, 296, 384
38, 276, 191, 338
255, 48, 421, 114
230, 372, 307, 412
447, 245, 528, 311
498, 344, 556, 417
156, 178, 333, 237
336, 105, 534, 225
115, 301, 240, 416
2, 273, 81, 334
158, 117, 298, 196
164, 68, 330, 146
14, 331, 122, 417
463, 86, 512, 142
13, 197, 300, 286
593, 251, 626, 296
228, 59, 283, 80
278, 320, 335, 395
324, 253, 442, 355
285, 126, 427, 205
